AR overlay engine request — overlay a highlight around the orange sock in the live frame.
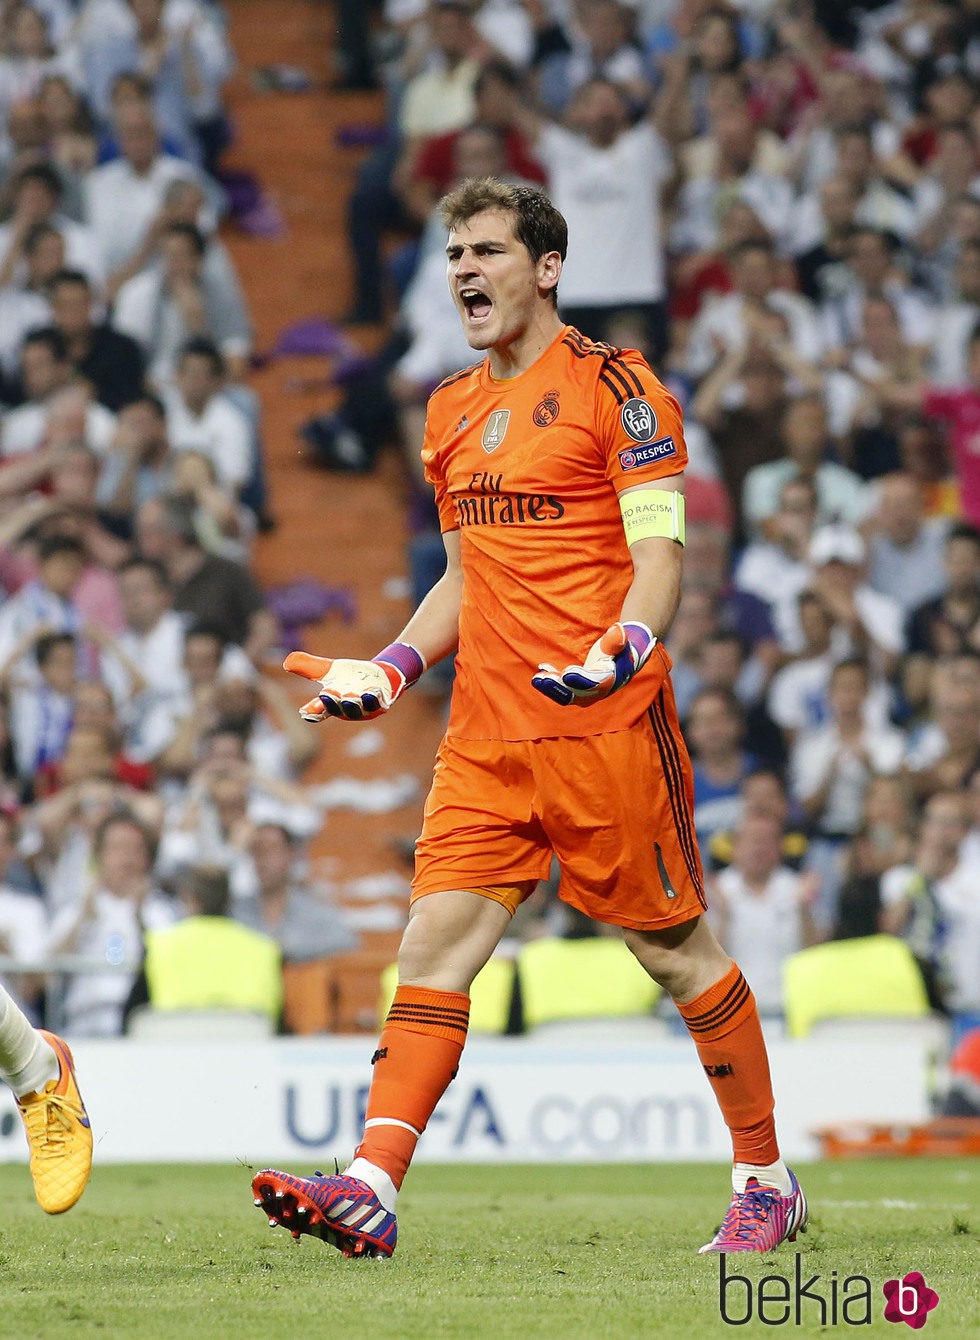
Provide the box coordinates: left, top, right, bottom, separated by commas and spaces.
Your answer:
677, 961, 780, 1166
354, 985, 469, 1189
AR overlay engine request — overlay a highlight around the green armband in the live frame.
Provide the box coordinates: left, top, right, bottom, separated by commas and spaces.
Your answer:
619, 489, 686, 546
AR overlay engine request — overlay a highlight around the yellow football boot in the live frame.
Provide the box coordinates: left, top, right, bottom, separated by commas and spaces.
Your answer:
16, 1030, 93, 1213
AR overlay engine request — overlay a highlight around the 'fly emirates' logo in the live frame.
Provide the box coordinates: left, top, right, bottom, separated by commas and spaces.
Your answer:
456, 471, 565, 527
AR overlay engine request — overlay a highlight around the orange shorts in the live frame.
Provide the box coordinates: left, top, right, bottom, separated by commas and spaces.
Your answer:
412, 687, 706, 932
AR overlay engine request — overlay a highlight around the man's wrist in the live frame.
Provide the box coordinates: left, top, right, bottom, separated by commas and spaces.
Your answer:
373, 641, 426, 690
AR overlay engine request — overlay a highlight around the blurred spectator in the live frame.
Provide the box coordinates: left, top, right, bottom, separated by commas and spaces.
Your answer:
344, 0, 485, 323
98, 392, 173, 522
767, 588, 846, 739
734, 478, 817, 651
47, 268, 146, 411
234, 823, 358, 963
0, 533, 86, 673
82, 0, 232, 171
0, 220, 61, 381
709, 812, 820, 1014
708, 768, 809, 876
135, 495, 277, 661
907, 525, 980, 658
0, 2, 81, 124
83, 100, 206, 297
819, 226, 933, 357
879, 790, 975, 1011
517, 76, 672, 352
825, 295, 930, 473
689, 352, 798, 535
685, 239, 822, 384
156, 755, 321, 897
792, 174, 861, 304
805, 525, 905, 674
132, 865, 282, 1024
904, 656, 980, 802
534, 0, 651, 116
0, 162, 101, 290
930, 238, 980, 387
161, 338, 252, 499
131, 620, 252, 776
693, 629, 785, 769
894, 416, 959, 520
0, 628, 76, 787
791, 658, 905, 845
48, 809, 175, 1035
865, 472, 948, 615
921, 328, 980, 529
112, 221, 251, 388
396, 59, 545, 225
687, 686, 756, 847
741, 396, 868, 539
1, 327, 116, 457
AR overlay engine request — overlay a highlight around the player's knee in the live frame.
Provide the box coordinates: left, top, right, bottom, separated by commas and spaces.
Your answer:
622, 918, 715, 1000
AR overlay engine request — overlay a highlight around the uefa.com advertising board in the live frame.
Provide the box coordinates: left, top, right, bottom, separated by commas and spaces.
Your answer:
0, 1033, 929, 1164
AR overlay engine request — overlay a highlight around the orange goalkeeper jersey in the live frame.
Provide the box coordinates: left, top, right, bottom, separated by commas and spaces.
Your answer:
421, 325, 688, 741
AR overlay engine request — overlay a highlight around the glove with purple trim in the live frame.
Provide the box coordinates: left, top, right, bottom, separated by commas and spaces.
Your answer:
284, 642, 425, 721
531, 621, 657, 707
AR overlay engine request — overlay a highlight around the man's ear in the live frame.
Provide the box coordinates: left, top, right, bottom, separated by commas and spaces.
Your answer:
537, 249, 562, 296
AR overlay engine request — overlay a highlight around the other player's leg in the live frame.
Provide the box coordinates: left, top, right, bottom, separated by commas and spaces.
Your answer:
0, 984, 93, 1212
623, 915, 807, 1252
254, 887, 518, 1257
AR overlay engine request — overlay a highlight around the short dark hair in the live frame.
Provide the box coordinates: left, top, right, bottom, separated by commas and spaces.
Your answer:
178, 335, 224, 377
185, 620, 228, 650
830, 656, 869, 686
93, 810, 158, 865
35, 631, 75, 668
23, 326, 69, 362
50, 267, 91, 293
947, 522, 980, 548
13, 162, 62, 200
37, 533, 85, 564
439, 177, 568, 306
182, 865, 231, 918
119, 554, 170, 588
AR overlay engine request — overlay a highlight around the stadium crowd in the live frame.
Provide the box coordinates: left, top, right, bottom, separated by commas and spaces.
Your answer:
0, 0, 979, 1042
0, 0, 369, 1038
328, 0, 980, 1029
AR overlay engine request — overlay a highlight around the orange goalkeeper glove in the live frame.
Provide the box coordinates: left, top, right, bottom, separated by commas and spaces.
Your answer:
284, 642, 425, 721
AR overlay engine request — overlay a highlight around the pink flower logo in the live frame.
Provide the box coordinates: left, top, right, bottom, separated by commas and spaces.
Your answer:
883, 1272, 939, 1328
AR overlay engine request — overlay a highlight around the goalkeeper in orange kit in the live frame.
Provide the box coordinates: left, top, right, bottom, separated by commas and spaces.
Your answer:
253, 179, 807, 1258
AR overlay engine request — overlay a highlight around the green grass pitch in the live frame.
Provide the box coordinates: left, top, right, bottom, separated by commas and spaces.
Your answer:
0, 1160, 976, 1338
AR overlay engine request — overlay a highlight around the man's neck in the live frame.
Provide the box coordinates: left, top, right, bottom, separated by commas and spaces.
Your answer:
488, 310, 564, 380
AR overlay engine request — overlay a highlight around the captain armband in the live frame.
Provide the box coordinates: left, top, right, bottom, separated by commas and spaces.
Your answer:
618, 489, 686, 547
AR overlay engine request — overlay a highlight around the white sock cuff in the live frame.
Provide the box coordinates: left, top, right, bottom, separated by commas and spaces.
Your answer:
346, 1157, 399, 1212
733, 1159, 792, 1196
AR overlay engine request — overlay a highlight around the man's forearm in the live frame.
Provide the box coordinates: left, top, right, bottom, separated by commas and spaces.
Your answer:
620, 537, 683, 640
395, 563, 464, 667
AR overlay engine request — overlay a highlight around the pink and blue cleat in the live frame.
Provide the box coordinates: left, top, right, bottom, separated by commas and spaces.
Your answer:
252, 1169, 397, 1259
699, 1170, 808, 1253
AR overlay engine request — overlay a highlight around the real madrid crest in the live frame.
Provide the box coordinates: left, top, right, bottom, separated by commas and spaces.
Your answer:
533, 389, 560, 427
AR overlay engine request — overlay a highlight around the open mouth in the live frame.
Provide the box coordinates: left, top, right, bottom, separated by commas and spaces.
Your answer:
460, 288, 493, 322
